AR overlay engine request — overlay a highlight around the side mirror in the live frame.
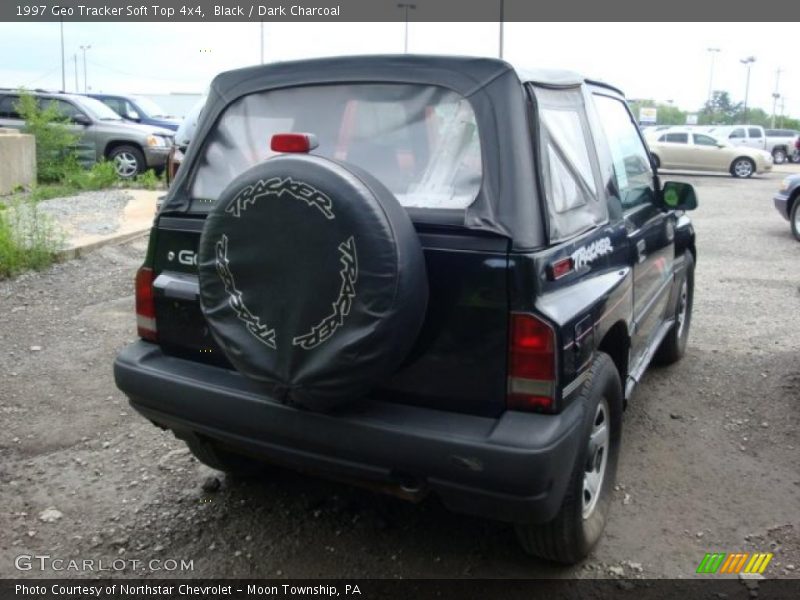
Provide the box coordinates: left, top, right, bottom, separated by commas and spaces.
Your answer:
716, 143, 726, 148
660, 181, 698, 211
72, 113, 91, 126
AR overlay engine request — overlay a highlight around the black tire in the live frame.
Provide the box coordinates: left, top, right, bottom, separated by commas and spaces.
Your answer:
651, 153, 660, 169
790, 150, 800, 164
108, 145, 145, 179
515, 352, 623, 564
184, 436, 266, 476
730, 157, 755, 178
790, 196, 800, 242
772, 147, 787, 165
654, 251, 695, 365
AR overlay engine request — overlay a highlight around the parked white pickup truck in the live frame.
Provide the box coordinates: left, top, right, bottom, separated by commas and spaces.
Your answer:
709, 125, 799, 164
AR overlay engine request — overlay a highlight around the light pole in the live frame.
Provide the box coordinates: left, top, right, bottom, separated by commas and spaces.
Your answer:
80, 45, 91, 93
770, 67, 783, 129
740, 56, 756, 124
397, 3, 416, 54
60, 20, 66, 92
260, 21, 264, 64
499, 0, 504, 59
74, 54, 79, 92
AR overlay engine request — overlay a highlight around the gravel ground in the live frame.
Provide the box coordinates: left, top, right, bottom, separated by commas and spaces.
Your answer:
0, 168, 798, 580
37, 190, 132, 237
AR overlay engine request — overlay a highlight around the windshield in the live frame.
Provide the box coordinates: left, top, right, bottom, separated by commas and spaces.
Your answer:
189, 83, 482, 212
74, 96, 125, 121
132, 96, 170, 118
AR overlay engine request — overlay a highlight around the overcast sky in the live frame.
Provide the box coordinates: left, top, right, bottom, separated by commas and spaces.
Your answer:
0, 21, 797, 118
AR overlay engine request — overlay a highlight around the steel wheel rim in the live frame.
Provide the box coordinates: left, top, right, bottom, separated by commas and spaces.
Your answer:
774, 150, 786, 164
734, 160, 753, 177
583, 397, 610, 520
676, 279, 689, 338
114, 152, 138, 178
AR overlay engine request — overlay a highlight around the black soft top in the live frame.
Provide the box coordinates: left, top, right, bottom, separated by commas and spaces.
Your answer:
162, 55, 612, 250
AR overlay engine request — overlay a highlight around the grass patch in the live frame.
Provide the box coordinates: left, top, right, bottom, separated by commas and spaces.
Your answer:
0, 198, 62, 279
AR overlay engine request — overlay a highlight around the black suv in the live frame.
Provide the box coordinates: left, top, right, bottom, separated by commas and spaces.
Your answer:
114, 56, 697, 563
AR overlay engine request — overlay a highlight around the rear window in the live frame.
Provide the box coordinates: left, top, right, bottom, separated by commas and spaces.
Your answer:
189, 84, 482, 212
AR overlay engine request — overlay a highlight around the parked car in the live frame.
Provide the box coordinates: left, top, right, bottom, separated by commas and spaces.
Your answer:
88, 93, 180, 131
708, 125, 796, 164
113, 56, 698, 563
773, 174, 800, 241
647, 128, 772, 178
0, 90, 174, 178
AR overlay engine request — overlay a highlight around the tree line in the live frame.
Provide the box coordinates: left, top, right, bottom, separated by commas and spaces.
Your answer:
629, 91, 800, 130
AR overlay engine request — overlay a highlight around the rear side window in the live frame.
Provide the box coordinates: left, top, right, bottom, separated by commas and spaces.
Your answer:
748, 127, 763, 138
0, 95, 21, 119
664, 132, 688, 143
532, 85, 607, 242
189, 84, 482, 212
592, 94, 654, 210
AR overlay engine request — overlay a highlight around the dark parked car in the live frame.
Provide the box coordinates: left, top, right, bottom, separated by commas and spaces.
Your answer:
774, 174, 800, 241
114, 56, 698, 563
0, 89, 174, 178
88, 94, 180, 131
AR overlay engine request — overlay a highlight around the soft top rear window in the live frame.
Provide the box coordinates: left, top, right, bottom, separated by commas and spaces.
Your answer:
189, 83, 482, 212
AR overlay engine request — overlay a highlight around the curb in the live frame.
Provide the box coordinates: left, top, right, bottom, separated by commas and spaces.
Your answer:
55, 228, 151, 261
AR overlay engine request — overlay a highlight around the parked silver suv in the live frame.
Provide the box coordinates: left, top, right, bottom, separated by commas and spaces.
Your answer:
0, 90, 174, 178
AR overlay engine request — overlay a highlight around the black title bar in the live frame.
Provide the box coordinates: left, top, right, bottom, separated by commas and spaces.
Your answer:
4, 0, 800, 21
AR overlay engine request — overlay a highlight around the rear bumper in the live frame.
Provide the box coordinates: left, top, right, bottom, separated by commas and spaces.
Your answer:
773, 193, 791, 221
114, 341, 585, 524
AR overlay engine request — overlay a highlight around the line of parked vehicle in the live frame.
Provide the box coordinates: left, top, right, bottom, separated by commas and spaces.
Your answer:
0, 89, 181, 179
642, 123, 799, 178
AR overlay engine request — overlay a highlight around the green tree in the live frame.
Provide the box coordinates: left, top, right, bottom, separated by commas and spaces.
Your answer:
698, 91, 743, 125
14, 91, 79, 183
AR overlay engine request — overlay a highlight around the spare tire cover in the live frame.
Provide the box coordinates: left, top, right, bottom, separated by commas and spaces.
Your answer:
197, 154, 428, 412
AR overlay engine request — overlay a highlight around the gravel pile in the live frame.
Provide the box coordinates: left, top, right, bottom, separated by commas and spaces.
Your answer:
37, 189, 132, 236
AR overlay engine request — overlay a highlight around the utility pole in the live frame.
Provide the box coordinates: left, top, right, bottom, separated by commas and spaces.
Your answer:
397, 3, 416, 54
740, 56, 756, 124
770, 67, 783, 129
499, 0, 504, 59
60, 20, 66, 92
80, 45, 91, 93
74, 54, 79, 92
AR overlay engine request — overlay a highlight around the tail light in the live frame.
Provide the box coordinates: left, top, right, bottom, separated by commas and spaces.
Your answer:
166, 146, 184, 187
507, 312, 556, 412
135, 267, 157, 342
271, 133, 319, 154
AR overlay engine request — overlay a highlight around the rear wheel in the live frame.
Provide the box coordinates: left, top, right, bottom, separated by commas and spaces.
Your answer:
791, 198, 800, 242
654, 251, 694, 365
773, 148, 787, 164
515, 352, 622, 564
730, 157, 755, 178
